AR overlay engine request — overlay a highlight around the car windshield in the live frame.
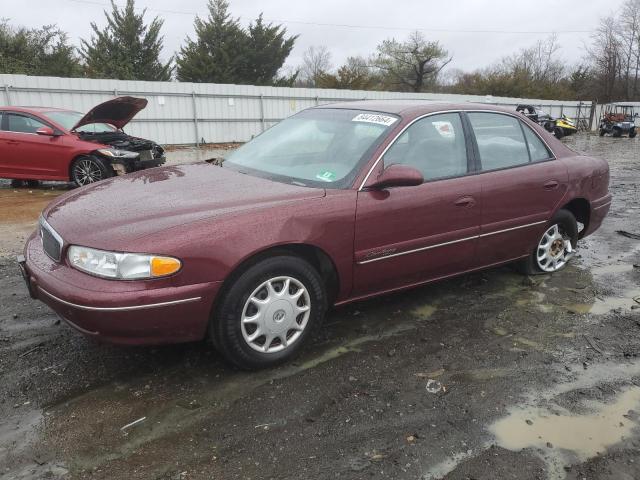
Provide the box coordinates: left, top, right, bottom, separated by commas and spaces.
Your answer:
41, 110, 116, 133
224, 108, 398, 188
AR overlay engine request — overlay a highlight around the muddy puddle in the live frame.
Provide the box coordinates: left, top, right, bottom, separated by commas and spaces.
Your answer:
489, 359, 640, 479
0, 185, 69, 255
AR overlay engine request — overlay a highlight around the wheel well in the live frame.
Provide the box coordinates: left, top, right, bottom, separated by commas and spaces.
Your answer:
217, 244, 340, 306
561, 198, 590, 238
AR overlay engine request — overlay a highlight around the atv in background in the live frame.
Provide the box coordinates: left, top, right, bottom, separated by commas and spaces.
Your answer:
516, 104, 578, 139
599, 103, 637, 138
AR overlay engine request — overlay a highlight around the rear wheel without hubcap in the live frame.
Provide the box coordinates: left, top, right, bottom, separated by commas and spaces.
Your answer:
536, 224, 574, 272
519, 209, 578, 275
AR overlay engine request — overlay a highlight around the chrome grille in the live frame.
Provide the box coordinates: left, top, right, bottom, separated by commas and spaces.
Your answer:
40, 218, 63, 262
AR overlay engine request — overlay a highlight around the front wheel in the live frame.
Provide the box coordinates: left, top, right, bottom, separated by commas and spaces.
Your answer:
70, 155, 113, 187
519, 210, 578, 275
629, 129, 637, 138
211, 255, 327, 369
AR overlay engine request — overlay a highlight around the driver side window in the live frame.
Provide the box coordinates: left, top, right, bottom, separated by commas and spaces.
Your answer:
6, 113, 47, 134
383, 113, 469, 181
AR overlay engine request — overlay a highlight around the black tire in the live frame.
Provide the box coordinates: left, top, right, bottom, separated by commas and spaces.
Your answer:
26, 180, 40, 188
70, 155, 113, 187
10, 179, 25, 188
630, 129, 637, 138
519, 209, 578, 276
211, 255, 327, 369
543, 121, 554, 132
613, 128, 622, 138
599, 128, 606, 137
553, 126, 564, 139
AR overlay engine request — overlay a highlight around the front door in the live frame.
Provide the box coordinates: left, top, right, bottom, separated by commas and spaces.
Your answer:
353, 112, 481, 297
1, 112, 70, 179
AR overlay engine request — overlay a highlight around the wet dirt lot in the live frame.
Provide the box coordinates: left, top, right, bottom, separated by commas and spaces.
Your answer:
1, 135, 639, 480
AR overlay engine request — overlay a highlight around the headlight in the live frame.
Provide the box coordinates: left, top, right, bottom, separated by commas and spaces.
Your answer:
96, 148, 139, 159
67, 245, 181, 279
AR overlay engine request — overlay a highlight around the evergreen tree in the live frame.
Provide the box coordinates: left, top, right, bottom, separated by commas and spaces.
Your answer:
176, 0, 245, 83
176, 0, 297, 85
81, 0, 172, 81
0, 21, 81, 77
240, 15, 297, 85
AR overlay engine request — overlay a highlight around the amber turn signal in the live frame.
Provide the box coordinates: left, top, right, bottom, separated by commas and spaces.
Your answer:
150, 256, 182, 277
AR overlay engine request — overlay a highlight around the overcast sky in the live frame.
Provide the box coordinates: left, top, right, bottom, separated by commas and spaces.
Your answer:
3, 0, 628, 76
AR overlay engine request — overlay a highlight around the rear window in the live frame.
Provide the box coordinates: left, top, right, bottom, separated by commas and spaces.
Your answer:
468, 113, 530, 171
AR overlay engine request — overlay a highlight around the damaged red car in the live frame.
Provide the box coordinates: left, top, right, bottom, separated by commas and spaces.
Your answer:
19, 101, 611, 369
0, 96, 165, 186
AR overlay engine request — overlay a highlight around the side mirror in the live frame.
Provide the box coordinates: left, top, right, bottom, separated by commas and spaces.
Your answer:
366, 164, 423, 189
36, 126, 55, 136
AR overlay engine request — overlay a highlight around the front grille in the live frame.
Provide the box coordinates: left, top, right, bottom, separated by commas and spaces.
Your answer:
40, 219, 63, 262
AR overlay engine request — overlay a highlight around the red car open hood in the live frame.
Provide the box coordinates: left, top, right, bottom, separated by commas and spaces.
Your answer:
71, 96, 148, 131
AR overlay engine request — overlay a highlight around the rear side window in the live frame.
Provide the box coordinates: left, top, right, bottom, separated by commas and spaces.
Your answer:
6, 113, 47, 133
383, 112, 469, 181
468, 113, 530, 171
522, 124, 552, 161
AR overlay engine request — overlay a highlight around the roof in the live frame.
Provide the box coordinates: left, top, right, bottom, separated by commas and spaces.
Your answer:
314, 99, 518, 117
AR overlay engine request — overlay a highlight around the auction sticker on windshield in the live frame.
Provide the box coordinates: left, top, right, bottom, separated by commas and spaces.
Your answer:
351, 113, 398, 127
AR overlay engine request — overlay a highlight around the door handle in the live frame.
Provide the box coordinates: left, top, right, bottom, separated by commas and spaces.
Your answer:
544, 180, 559, 190
6, 140, 19, 145
454, 196, 476, 207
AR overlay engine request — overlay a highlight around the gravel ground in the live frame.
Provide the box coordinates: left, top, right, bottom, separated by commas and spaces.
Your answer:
1, 134, 639, 480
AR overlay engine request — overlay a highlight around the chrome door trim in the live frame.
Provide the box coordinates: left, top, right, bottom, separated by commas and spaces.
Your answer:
356, 220, 547, 265
357, 234, 477, 265
593, 201, 612, 210
38, 286, 202, 312
478, 220, 547, 238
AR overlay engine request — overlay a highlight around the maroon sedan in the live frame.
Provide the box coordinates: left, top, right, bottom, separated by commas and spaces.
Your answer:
19, 101, 611, 369
0, 97, 165, 187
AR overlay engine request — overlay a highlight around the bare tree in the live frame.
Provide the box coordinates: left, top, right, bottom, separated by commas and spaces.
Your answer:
372, 31, 451, 92
300, 45, 332, 86
619, 0, 640, 98
587, 16, 623, 102
506, 34, 565, 84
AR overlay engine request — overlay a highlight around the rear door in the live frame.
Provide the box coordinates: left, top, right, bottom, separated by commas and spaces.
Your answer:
353, 112, 481, 297
466, 112, 568, 268
1, 112, 71, 179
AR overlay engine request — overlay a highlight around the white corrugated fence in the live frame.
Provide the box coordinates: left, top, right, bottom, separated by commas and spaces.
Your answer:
0, 74, 596, 145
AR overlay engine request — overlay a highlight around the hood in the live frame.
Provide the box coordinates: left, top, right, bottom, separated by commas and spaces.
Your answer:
43, 164, 325, 251
71, 96, 148, 131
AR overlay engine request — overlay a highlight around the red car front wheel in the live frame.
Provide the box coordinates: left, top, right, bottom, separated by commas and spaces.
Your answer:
71, 155, 113, 187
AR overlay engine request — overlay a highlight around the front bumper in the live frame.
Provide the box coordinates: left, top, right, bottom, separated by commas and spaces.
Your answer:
110, 155, 166, 175
20, 232, 220, 345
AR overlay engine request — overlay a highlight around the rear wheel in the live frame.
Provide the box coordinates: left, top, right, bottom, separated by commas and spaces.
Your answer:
211, 255, 327, 369
71, 155, 112, 187
630, 128, 636, 138
599, 128, 606, 137
519, 209, 578, 275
